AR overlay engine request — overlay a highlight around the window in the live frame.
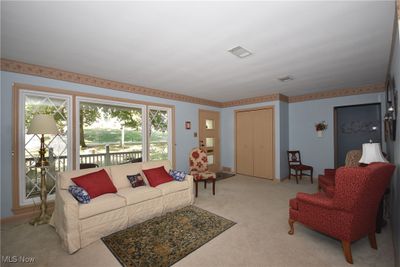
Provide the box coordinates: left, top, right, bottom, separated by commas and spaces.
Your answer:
19, 90, 72, 205
77, 98, 146, 167
148, 107, 172, 161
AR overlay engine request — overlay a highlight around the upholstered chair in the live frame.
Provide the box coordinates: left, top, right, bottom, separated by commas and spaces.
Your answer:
318, 150, 362, 196
189, 148, 216, 197
288, 162, 395, 264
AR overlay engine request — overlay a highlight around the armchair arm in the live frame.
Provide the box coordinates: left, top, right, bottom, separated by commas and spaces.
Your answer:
324, 169, 336, 176
296, 192, 335, 210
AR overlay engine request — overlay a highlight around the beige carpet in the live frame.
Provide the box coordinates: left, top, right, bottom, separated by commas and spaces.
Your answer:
1, 175, 395, 267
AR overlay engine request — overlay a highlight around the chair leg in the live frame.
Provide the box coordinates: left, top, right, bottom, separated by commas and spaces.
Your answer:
288, 218, 295, 235
288, 170, 291, 180
195, 180, 198, 197
204, 180, 207, 189
295, 170, 299, 184
368, 233, 377, 249
310, 168, 313, 184
341, 240, 353, 264
212, 179, 215, 195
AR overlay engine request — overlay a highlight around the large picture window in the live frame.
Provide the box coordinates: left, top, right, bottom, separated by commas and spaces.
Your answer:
77, 98, 146, 167
19, 90, 72, 206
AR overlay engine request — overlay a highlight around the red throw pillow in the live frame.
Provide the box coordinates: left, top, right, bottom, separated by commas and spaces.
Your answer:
142, 166, 173, 187
71, 169, 117, 199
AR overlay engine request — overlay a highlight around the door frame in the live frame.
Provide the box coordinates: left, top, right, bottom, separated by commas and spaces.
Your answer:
198, 109, 221, 172
234, 105, 275, 178
333, 103, 382, 168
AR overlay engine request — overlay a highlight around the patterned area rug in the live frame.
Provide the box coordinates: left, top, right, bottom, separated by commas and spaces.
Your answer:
101, 206, 236, 267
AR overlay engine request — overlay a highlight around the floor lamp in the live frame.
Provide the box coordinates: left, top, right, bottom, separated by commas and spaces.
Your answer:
27, 114, 59, 226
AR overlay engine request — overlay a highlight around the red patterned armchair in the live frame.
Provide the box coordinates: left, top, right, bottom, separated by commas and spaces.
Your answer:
288, 162, 395, 264
318, 150, 362, 196
189, 148, 216, 197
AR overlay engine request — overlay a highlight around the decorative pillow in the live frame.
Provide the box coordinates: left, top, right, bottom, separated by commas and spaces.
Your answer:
68, 185, 91, 204
127, 173, 146, 188
142, 166, 174, 187
71, 169, 117, 199
169, 169, 186, 181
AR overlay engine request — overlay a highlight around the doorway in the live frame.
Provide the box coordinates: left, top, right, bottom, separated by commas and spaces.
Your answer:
198, 109, 220, 172
334, 103, 382, 167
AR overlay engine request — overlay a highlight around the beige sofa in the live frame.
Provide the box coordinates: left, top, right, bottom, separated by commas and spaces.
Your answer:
51, 160, 194, 254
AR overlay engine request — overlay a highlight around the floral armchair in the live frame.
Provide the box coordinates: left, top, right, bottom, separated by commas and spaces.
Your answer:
289, 162, 395, 264
189, 148, 216, 197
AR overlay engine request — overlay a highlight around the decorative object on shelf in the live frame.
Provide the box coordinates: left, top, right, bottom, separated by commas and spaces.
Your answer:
315, 121, 328, 137
359, 143, 388, 164
27, 114, 59, 226
185, 121, 191, 130
384, 76, 397, 141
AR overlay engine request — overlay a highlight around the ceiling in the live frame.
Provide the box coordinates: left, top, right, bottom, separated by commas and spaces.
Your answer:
1, 1, 396, 102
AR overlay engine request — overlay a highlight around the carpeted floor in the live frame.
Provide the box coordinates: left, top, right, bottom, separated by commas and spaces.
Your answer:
1, 175, 395, 267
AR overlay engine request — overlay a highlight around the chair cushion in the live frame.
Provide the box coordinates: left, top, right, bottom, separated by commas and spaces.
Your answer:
291, 164, 313, 170
143, 166, 174, 187
116, 187, 162, 205
78, 193, 126, 219
156, 180, 190, 195
71, 169, 117, 199
319, 175, 335, 187
191, 171, 216, 180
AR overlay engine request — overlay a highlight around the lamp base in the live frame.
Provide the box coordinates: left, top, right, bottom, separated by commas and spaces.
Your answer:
30, 213, 51, 226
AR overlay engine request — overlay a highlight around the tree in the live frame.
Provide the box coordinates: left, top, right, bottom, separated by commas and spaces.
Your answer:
79, 103, 103, 147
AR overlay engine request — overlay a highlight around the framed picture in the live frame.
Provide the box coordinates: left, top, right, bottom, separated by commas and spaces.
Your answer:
185, 121, 191, 130
385, 76, 397, 141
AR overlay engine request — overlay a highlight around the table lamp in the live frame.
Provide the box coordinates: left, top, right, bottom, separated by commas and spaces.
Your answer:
27, 114, 59, 225
359, 143, 388, 164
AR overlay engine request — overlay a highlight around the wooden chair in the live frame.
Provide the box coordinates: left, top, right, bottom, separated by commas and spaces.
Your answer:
189, 148, 216, 197
287, 150, 313, 184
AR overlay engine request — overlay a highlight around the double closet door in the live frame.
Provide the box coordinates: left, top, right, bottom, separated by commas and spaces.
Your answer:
236, 107, 274, 179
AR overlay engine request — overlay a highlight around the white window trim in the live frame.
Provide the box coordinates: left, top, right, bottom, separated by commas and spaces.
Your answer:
19, 89, 73, 206
75, 97, 147, 168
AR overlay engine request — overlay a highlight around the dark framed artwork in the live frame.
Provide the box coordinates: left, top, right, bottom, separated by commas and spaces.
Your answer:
384, 77, 397, 141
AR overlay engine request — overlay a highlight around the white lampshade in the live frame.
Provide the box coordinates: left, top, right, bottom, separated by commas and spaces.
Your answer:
27, 114, 59, 135
359, 143, 388, 164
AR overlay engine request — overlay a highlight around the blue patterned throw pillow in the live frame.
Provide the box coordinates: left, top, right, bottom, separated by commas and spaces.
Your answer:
127, 173, 146, 188
68, 185, 90, 204
169, 169, 186, 181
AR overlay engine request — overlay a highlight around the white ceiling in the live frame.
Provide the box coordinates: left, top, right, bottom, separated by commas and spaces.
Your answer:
1, 1, 396, 102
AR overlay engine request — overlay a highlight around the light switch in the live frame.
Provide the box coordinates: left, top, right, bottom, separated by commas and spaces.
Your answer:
194, 132, 198, 137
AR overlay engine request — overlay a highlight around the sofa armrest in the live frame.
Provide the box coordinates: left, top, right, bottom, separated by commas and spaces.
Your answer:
296, 192, 335, 210
184, 174, 195, 203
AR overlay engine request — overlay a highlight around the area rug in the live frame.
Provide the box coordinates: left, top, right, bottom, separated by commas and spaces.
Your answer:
216, 172, 235, 180
101, 205, 236, 267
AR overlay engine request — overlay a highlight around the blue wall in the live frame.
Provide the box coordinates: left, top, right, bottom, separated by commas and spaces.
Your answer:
289, 93, 385, 176
0, 71, 219, 218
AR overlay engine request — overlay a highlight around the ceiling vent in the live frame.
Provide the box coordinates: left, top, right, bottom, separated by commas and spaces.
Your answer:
228, 46, 252, 58
278, 75, 294, 82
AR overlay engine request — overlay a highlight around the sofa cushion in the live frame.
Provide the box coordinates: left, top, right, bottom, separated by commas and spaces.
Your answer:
72, 169, 117, 199
156, 180, 189, 195
109, 163, 142, 190
143, 166, 174, 187
116, 187, 162, 205
58, 167, 111, 190
169, 169, 186, 181
78, 193, 126, 219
